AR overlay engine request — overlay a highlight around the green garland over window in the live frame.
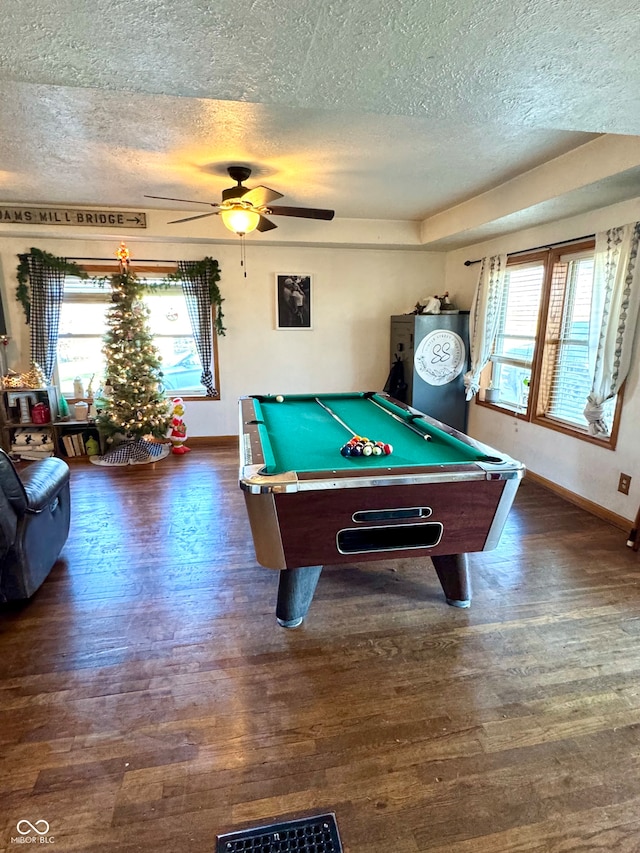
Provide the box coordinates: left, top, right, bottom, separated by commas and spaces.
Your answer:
16, 250, 225, 336
16, 248, 88, 323
167, 257, 225, 336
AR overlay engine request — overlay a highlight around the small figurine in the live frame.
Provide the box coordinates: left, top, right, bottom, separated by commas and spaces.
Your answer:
410, 296, 441, 315
168, 397, 190, 454
57, 394, 71, 420
437, 292, 456, 312
85, 435, 100, 456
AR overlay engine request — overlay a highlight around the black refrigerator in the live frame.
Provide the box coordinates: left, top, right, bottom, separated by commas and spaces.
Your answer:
389, 313, 470, 432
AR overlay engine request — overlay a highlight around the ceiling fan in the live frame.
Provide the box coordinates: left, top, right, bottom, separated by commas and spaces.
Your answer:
145, 166, 335, 236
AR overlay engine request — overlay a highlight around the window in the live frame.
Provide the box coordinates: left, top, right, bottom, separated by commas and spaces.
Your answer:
481, 239, 621, 447
56, 270, 214, 398
543, 251, 596, 426
491, 259, 544, 411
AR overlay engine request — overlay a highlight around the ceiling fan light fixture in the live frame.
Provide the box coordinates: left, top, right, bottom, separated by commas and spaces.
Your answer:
220, 204, 260, 235
147, 165, 335, 236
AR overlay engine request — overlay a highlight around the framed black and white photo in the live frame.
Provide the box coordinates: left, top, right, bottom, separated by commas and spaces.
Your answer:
275, 274, 312, 330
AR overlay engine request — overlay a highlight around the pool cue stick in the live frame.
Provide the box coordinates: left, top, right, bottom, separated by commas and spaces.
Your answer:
367, 396, 432, 440
314, 397, 358, 437
627, 503, 640, 550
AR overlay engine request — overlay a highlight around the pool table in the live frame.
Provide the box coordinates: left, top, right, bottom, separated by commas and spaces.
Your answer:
239, 391, 525, 627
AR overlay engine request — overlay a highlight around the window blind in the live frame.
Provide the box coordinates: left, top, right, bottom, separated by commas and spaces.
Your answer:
490, 261, 544, 408
545, 256, 593, 426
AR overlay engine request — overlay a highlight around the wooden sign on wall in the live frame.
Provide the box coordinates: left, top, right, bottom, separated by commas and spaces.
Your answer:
0, 207, 147, 228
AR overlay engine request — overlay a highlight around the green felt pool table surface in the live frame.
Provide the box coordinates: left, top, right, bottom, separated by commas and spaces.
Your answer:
252, 392, 494, 474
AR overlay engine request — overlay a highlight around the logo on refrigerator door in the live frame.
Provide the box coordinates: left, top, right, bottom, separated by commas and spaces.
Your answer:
414, 330, 465, 386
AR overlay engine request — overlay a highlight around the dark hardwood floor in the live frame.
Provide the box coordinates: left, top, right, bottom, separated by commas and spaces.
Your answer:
2, 447, 640, 852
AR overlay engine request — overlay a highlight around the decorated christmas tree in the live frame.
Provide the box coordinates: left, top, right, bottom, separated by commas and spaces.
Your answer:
93, 245, 171, 465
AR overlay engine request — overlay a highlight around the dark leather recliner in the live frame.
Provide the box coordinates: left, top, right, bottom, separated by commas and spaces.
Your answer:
0, 448, 71, 601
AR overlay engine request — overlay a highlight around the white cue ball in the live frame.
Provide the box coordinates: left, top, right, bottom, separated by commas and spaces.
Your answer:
275, 395, 284, 402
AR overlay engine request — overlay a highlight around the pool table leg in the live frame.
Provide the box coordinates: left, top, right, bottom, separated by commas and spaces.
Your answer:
431, 554, 471, 608
276, 565, 323, 628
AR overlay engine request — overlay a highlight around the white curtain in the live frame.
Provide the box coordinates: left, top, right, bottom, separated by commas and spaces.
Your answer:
584, 222, 640, 436
463, 254, 508, 400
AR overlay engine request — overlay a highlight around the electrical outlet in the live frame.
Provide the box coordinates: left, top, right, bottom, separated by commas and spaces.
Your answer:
618, 473, 631, 495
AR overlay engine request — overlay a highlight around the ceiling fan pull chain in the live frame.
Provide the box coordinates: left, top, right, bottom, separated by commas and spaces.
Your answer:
240, 234, 248, 278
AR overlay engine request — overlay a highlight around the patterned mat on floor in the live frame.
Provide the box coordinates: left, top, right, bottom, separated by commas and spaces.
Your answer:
89, 439, 171, 467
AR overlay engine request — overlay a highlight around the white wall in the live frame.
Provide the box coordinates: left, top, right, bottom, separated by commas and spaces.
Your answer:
0, 231, 445, 437
443, 197, 640, 523
2, 196, 638, 523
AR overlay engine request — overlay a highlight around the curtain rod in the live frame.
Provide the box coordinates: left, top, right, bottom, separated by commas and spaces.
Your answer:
17, 253, 179, 264
463, 233, 594, 266
68, 256, 178, 264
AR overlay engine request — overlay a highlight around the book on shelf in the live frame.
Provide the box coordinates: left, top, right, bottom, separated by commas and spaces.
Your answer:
62, 434, 76, 456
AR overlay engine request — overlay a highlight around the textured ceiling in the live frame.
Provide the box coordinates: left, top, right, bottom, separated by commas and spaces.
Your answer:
0, 0, 639, 248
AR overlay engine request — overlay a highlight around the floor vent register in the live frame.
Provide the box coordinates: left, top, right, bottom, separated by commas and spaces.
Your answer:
217, 813, 343, 853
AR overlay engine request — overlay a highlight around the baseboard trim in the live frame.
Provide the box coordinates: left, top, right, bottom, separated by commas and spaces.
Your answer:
185, 435, 237, 447
526, 469, 632, 531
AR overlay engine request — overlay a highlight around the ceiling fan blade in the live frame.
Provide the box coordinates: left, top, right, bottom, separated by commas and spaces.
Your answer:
168, 211, 219, 224
268, 205, 335, 221
256, 214, 278, 232
242, 185, 284, 207
145, 194, 215, 206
